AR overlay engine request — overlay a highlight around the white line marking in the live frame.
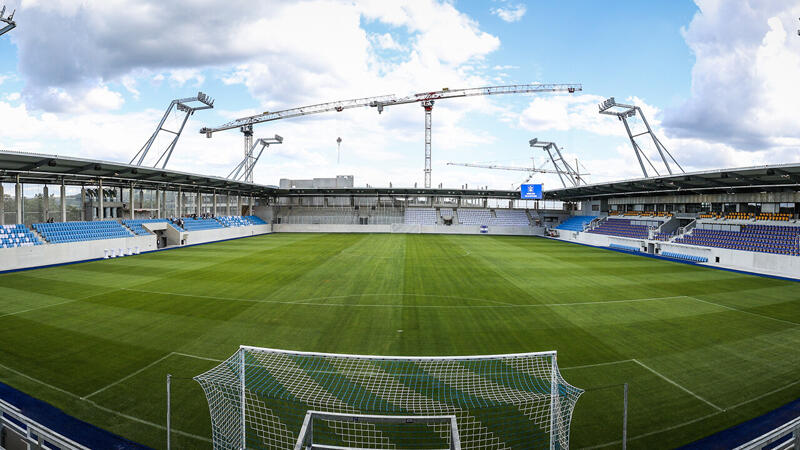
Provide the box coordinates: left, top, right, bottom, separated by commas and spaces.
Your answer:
685, 295, 800, 327
582, 411, 722, 449
561, 359, 634, 371
172, 352, 224, 362
726, 378, 800, 410
633, 359, 724, 412
84, 352, 176, 399
0, 300, 76, 319
121, 288, 685, 309
0, 360, 209, 442
0, 288, 131, 321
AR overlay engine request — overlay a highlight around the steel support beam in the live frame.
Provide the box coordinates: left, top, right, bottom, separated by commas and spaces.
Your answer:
15, 176, 21, 224
98, 179, 104, 220
129, 183, 135, 220
213, 190, 217, 217
60, 181, 66, 222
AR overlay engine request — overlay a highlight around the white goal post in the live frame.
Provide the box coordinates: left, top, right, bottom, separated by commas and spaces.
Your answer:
194, 346, 584, 449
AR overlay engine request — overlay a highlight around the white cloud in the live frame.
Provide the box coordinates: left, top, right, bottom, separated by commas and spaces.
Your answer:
663, 0, 800, 152
491, 4, 527, 23
120, 75, 140, 99
519, 94, 625, 137
168, 69, 205, 87
370, 32, 405, 51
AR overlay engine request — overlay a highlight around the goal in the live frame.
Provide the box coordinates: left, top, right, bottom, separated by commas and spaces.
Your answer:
194, 346, 583, 449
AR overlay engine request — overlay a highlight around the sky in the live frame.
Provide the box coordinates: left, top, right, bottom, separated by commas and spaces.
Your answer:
0, 0, 799, 190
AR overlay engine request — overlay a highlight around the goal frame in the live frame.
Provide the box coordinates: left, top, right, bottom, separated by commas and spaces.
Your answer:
197, 345, 580, 449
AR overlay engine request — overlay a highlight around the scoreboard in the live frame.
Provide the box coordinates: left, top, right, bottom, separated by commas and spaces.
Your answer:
520, 184, 543, 199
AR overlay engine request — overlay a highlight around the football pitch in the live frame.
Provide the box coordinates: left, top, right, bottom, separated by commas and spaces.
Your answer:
0, 233, 798, 448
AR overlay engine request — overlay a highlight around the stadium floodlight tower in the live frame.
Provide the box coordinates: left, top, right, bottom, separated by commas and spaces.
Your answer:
0, 5, 16, 37
130, 92, 215, 169
227, 135, 283, 183
529, 139, 588, 188
597, 97, 684, 178
369, 84, 582, 188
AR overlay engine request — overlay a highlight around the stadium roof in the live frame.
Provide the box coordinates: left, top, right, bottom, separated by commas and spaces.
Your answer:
545, 163, 800, 200
0, 150, 272, 195
0, 150, 521, 198
271, 187, 520, 198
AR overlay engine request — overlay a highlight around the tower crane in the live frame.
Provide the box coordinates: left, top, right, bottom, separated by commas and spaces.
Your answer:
0, 5, 16, 37
369, 83, 581, 188
199, 84, 581, 188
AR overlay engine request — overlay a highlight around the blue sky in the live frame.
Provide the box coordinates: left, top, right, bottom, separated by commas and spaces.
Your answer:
0, 0, 798, 189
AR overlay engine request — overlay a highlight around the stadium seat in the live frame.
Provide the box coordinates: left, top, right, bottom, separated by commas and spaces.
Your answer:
589, 218, 649, 239
674, 224, 800, 256
180, 218, 225, 231
32, 220, 134, 244
0, 224, 43, 248
122, 218, 171, 235
555, 216, 596, 231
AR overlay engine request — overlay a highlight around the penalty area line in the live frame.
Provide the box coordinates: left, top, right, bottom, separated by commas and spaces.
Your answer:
84, 351, 227, 400
0, 359, 210, 442
83, 352, 176, 400
632, 359, 724, 412
684, 295, 800, 327
0, 300, 77, 319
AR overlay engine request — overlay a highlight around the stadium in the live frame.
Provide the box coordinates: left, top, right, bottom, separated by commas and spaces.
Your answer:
1, 2, 799, 450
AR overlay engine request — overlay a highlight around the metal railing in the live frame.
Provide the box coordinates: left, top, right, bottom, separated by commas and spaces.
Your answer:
733, 416, 800, 450
0, 398, 88, 450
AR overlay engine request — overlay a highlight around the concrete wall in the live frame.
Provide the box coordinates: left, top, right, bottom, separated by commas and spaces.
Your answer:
184, 224, 272, 245
273, 224, 391, 233
273, 223, 545, 236
0, 235, 157, 272
556, 231, 800, 279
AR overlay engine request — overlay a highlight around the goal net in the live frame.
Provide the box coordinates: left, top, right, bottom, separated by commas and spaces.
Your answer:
194, 346, 583, 449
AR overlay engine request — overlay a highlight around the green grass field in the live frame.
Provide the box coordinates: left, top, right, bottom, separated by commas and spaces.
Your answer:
0, 233, 799, 449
